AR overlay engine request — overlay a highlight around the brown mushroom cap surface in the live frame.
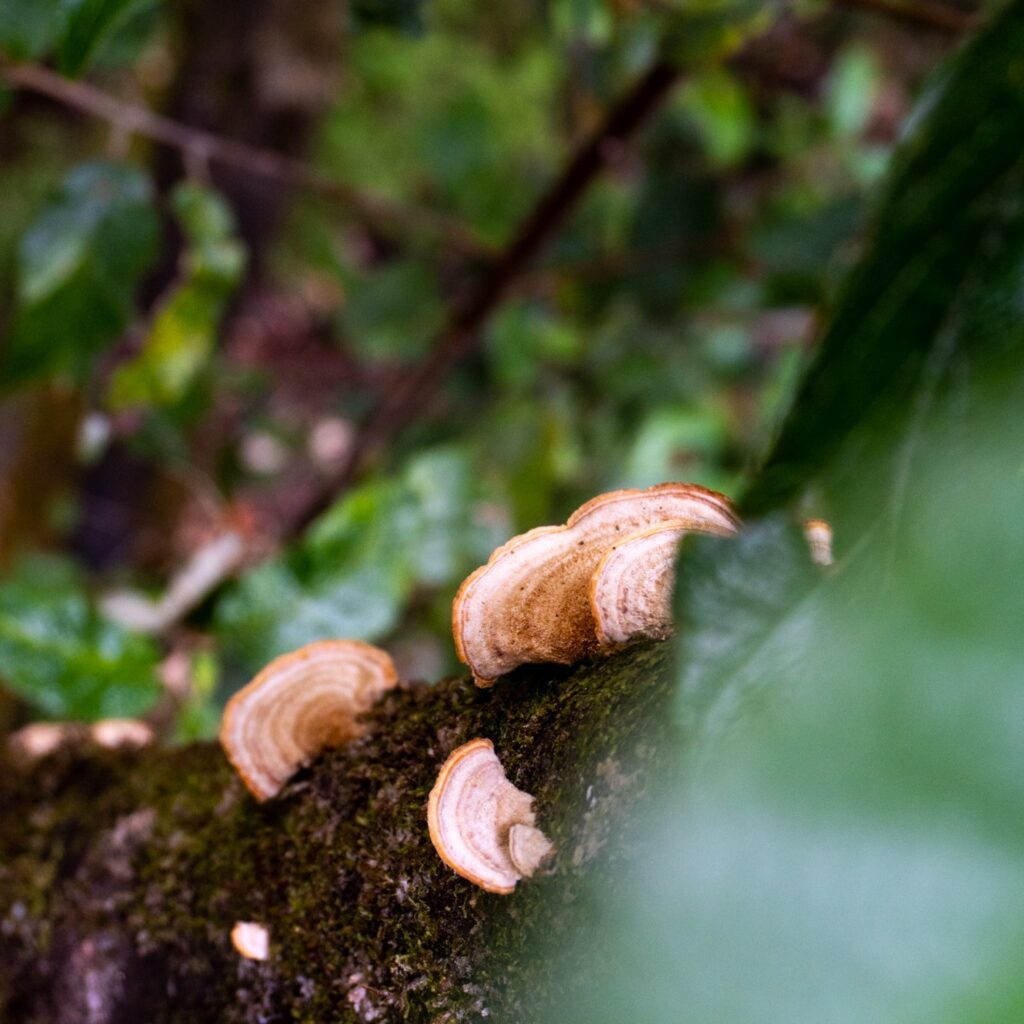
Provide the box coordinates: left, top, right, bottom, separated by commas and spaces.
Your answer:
427, 738, 552, 894
452, 483, 738, 685
220, 640, 397, 801
589, 520, 691, 647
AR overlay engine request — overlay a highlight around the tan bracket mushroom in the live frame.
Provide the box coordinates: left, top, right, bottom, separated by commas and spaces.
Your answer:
590, 520, 695, 648
453, 483, 738, 685
427, 738, 553, 894
231, 921, 270, 961
220, 640, 398, 801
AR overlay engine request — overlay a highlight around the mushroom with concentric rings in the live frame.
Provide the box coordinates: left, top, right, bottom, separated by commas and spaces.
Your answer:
220, 639, 398, 801
589, 520, 701, 648
452, 483, 738, 685
427, 738, 553, 894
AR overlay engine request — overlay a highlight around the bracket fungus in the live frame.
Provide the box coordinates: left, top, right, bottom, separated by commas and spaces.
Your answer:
427, 738, 553, 894
590, 520, 693, 648
231, 921, 270, 961
453, 483, 738, 684
220, 639, 398, 801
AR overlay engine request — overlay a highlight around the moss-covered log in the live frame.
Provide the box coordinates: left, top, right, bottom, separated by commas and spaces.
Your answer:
0, 642, 674, 1023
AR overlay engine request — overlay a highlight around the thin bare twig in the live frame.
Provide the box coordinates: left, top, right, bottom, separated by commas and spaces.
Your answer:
286, 59, 683, 535
0, 58, 490, 257
831, 0, 978, 32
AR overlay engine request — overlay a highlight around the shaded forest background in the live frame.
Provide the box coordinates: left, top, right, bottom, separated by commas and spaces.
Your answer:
0, 0, 969, 731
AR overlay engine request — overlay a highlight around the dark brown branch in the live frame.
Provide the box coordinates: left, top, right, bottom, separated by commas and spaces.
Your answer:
286, 59, 682, 536
0, 58, 489, 257
831, 0, 978, 32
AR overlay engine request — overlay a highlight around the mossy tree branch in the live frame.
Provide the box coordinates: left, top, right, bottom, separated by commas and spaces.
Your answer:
0, 642, 673, 1024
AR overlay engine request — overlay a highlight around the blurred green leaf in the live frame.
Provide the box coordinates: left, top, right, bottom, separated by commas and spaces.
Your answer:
541, 391, 1024, 1023
826, 45, 880, 140
58, 0, 156, 76
746, 1, 1024, 513
622, 404, 732, 491
216, 446, 504, 676
679, 69, 756, 167
0, 554, 161, 720
338, 258, 443, 364
0, 0, 66, 58
1, 161, 159, 388
109, 182, 245, 410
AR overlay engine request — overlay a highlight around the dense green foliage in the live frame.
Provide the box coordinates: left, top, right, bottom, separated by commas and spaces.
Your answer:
0, 0, 933, 722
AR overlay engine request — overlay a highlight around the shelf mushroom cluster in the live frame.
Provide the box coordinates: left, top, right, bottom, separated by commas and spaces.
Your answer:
452, 482, 740, 686
213, 481, 832, 914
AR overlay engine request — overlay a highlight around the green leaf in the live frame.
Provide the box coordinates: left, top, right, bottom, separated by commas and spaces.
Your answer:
746, 1, 1024, 514
672, 518, 818, 743
540, 390, 1024, 1024
108, 182, 245, 411
216, 446, 503, 677
57, 0, 156, 76
537, 5, 1024, 1020
2, 161, 159, 388
0, 554, 162, 720
0, 0, 67, 59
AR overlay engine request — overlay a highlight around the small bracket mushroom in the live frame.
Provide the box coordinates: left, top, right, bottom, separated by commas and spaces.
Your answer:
589, 520, 700, 647
427, 738, 553, 894
231, 921, 270, 961
220, 639, 398, 801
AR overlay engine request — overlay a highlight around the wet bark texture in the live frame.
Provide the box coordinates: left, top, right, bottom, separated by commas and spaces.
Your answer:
0, 641, 674, 1023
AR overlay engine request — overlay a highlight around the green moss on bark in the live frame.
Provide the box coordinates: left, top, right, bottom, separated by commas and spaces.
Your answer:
0, 641, 674, 1023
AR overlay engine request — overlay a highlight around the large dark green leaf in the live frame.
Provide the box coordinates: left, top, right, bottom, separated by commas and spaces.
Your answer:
0, 0, 66, 58
58, 0, 156, 76
541, 385, 1024, 1024
1, 161, 159, 388
745, 1, 1024, 515
108, 182, 246, 410
538, 3, 1024, 1020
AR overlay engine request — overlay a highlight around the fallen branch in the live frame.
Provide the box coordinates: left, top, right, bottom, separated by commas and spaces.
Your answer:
832, 0, 978, 32
0, 642, 674, 1023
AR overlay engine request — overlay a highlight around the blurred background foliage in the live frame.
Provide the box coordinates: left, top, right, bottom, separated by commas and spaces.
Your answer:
4, 0, 1024, 1018
0, 0, 995, 734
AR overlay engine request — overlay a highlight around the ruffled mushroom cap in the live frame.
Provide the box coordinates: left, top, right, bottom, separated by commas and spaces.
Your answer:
453, 483, 738, 685
427, 738, 553, 894
231, 921, 269, 961
589, 520, 692, 647
220, 640, 398, 801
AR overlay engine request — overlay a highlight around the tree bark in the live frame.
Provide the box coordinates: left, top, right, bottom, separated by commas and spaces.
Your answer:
0, 641, 673, 1023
